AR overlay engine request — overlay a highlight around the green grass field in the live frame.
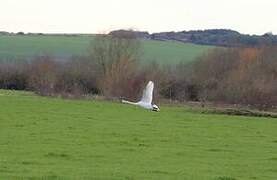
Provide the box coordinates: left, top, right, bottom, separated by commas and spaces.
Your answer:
0, 35, 212, 64
1, 90, 277, 179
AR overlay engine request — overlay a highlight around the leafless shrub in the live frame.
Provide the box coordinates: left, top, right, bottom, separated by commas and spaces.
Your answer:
55, 57, 98, 96
28, 56, 58, 95
98, 57, 140, 99
0, 61, 29, 90
192, 46, 277, 108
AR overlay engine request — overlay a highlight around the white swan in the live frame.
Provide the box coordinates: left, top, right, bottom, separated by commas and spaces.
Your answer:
122, 81, 160, 111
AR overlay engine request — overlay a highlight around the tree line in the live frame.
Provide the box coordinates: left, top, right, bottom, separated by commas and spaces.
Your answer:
110, 29, 277, 47
0, 31, 276, 109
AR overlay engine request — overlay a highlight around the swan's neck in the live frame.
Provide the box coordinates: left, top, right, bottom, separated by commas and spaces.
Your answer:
121, 100, 138, 105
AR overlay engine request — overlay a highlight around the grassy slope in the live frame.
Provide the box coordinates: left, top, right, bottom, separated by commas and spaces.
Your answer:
0, 35, 212, 64
1, 90, 277, 180
0, 35, 90, 59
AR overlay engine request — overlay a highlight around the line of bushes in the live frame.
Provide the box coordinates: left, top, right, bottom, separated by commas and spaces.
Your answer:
192, 47, 277, 108
0, 56, 98, 96
0, 33, 276, 109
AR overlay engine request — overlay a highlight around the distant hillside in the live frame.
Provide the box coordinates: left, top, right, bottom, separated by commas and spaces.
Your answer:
0, 34, 212, 64
110, 29, 277, 47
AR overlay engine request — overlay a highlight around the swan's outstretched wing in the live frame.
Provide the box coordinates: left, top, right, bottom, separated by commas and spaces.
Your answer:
140, 81, 154, 103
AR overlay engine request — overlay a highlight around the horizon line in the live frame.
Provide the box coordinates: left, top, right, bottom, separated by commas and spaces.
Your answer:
0, 28, 275, 36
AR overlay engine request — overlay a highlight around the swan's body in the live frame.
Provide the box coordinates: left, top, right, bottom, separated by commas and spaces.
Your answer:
122, 81, 160, 111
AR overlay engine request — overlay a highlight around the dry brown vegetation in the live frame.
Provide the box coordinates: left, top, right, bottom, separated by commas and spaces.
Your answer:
0, 31, 276, 109
192, 47, 277, 108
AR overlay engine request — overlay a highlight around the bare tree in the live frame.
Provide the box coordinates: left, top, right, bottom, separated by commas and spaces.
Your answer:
90, 30, 141, 76
89, 30, 142, 98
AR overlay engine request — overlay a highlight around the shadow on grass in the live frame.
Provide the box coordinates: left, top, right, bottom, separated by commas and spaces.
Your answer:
44, 152, 71, 159
215, 176, 237, 180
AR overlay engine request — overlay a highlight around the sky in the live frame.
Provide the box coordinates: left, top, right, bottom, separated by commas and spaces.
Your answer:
0, 0, 276, 35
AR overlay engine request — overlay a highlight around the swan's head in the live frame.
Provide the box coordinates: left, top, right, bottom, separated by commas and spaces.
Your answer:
152, 104, 160, 112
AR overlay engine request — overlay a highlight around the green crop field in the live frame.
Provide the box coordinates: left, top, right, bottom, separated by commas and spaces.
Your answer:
1, 90, 277, 179
0, 35, 212, 64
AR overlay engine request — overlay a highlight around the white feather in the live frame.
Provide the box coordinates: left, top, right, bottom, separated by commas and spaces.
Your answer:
140, 81, 154, 104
